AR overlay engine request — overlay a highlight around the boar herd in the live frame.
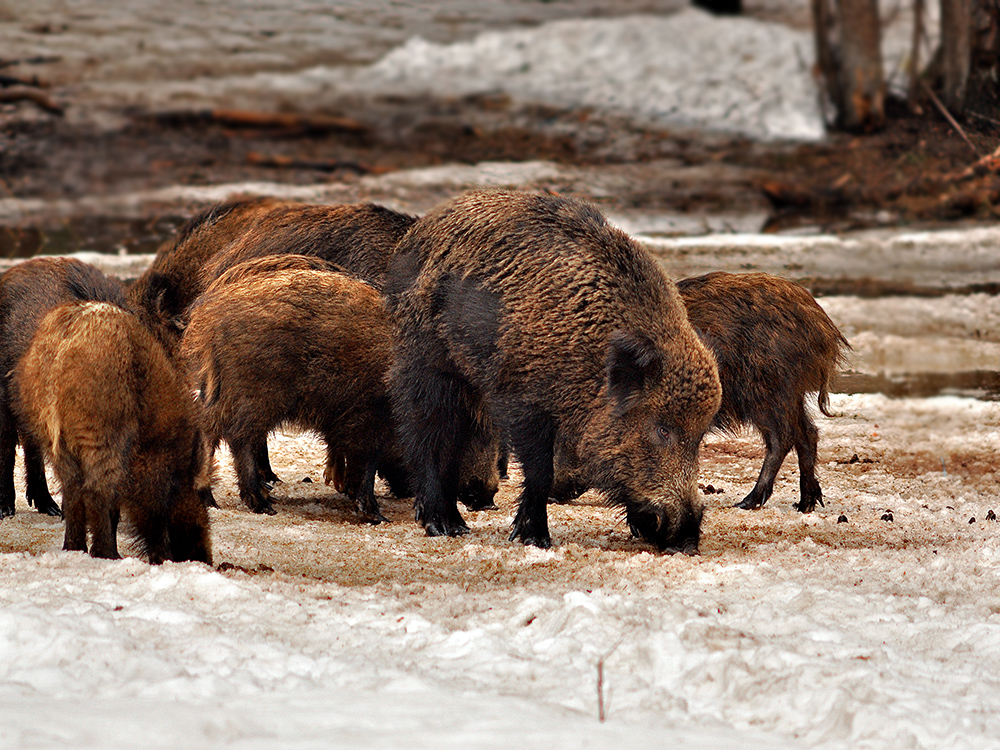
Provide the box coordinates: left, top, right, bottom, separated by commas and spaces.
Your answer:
0, 189, 849, 564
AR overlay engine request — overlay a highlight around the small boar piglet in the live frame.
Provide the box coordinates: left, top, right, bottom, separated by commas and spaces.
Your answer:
676, 271, 850, 513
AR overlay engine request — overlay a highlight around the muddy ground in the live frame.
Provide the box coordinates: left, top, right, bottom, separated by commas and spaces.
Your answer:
2, 86, 1000, 258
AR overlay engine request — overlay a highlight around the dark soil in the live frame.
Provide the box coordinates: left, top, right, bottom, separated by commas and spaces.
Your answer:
1, 92, 999, 257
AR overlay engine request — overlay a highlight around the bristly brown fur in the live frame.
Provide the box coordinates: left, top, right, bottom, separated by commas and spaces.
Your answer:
386, 189, 721, 552
676, 271, 851, 513
128, 198, 417, 360
179, 268, 396, 521
11, 301, 211, 564
0, 257, 131, 520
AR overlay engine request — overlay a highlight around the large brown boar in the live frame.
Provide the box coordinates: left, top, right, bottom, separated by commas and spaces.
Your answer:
0, 257, 131, 519
386, 190, 722, 552
128, 196, 287, 358
197, 202, 417, 292
11, 301, 211, 563
129, 199, 416, 359
180, 268, 395, 521
676, 271, 850, 513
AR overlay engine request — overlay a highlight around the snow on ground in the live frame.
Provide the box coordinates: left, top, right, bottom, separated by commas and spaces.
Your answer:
3, 393, 1000, 749
0, 3, 995, 747
352, 9, 823, 141
2, 3, 824, 141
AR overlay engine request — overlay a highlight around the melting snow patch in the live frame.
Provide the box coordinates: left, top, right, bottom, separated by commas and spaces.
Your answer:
356, 9, 823, 141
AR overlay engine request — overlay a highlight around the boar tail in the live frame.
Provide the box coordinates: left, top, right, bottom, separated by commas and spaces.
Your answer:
195, 351, 223, 408
817, 383, 836, 418
818, 331, 851, 419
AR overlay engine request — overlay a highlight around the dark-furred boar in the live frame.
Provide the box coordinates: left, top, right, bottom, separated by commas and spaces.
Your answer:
386, 190, 721, 552
11, 301, 211, 563
0, 257, 130, 519
180, 268, 395, 520
128, 196, 288, 358
677, 271, 850, 513
203, 254, 356, 495
196, 201, 416, 293
129, 199, 416, 359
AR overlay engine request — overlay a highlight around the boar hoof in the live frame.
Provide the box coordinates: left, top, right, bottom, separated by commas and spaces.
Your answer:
733, 495, 765, 510
247, 496, 277, 515
0, 503, 13, 519
423, 518, 470, 537
38, 500, 63, 517
509, 521, 552, 549
514, 532, 552, 549
795, 483, 824, 513
461, 497, 497, 512
793, 496, 824, 513
258, 467, 281, 486
415, 499, 469, 537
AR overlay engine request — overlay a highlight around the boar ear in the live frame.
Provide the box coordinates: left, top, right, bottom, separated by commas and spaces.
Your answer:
606, 330, 664, 413
147, 274, 184, 327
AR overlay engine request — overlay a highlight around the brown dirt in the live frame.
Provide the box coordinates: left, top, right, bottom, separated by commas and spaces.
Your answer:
2, 94, 999, 258
3, 418, 996, 594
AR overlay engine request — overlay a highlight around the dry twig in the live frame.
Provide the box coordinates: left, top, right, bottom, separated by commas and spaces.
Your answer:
921, 80, 982, 158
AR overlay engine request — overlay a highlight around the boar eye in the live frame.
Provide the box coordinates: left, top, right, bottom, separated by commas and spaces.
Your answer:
655, 424, 677, 446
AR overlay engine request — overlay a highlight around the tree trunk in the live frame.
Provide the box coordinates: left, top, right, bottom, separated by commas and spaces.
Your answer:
940, 0, 973, 111
908, 0, 925, 109
812, 0, 886, 131
965, 0, 999, 118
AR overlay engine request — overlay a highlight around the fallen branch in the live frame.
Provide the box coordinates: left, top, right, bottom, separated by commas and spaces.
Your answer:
143, 108, 368, 135
0, 74, 48, 89
921, 80, 981, 158
0, 87, 63, 115
245, 151, 377, 175
0, 56, 61, 70
946, 142, 1000, 181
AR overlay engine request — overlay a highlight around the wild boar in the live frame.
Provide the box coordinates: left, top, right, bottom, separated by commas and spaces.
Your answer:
0, 257, 131, 519
180, 268, 395, 521
198, 254, 411, 503
128, 196, 288, 358
676, 271, 850, 512
129, 199, 417, 358
386, 189, 722, 552
11, 301, 211, 563
197, 201, 417, 293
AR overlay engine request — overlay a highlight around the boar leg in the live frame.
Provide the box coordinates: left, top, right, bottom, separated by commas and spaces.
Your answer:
793, 406, 824, 513
0, 406, 16, 518
131, 500, 172, 565
395, 368, 470, 536
23, 439, 61, 517
508, 414, 556, 548
86, 494, 121, 560
415, 462, 468, 537
166, 490, 212, 565
196, 437, 219, 509
340, 447, 387, 524
324, 451, 348, 493
376, 456, 411, 499
254, 440, 281, 487
61, 483, 88, 552
496, 441, 510, 480
231, 436, 276, 514
734, 425, 792, 510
